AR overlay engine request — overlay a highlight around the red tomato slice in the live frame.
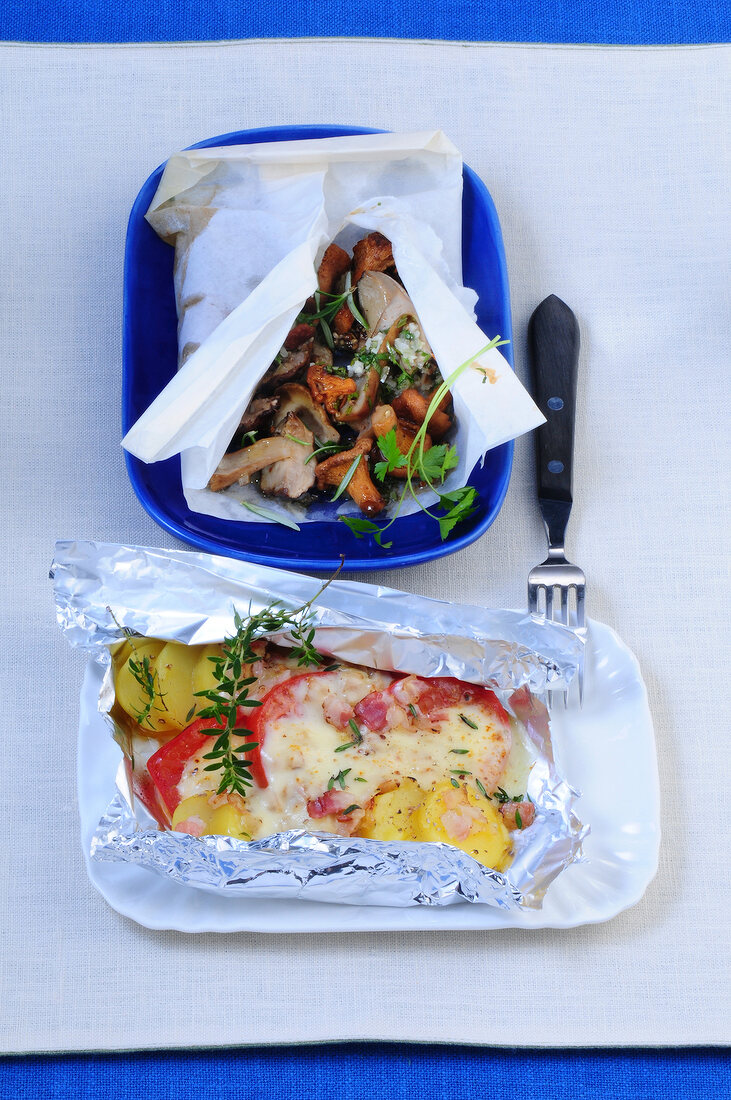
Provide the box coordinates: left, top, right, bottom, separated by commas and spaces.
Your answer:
124, 756, 169, 828
147, 709, 267, 814
357, 676, 510, 731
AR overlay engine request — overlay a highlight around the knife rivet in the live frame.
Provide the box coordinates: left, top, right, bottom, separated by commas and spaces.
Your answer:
547, 396, 564, 410
548, 460, 564, 474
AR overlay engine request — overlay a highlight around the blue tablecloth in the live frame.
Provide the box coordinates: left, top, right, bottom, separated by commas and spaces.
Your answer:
2, 3, 729, 1095
1, 1046, 729, 1096
2, 0, 729, 44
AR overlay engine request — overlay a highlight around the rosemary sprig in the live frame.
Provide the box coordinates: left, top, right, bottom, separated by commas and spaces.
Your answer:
193, 565, 342, 796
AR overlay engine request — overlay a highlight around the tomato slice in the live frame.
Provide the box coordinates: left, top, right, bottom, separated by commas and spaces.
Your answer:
356, 676, 510, 731
247, 669, 336, 778
147, 709, 267, 814
124, 756, 169, 828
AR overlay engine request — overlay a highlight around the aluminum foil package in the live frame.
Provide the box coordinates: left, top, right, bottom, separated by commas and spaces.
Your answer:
52, 540, 587, 909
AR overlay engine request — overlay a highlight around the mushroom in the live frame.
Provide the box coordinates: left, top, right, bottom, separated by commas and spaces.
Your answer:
357, 272, 433, 358
315, 438, 385, 516
371, 404, 432, 478
317, 243, 351, 294
307, 362, 357, 417
284, 323, 316, 350
259, 413, 316, 499
352, 232, 394, 284
257, 339, 314, 394
237, 395, 281, 435
391, 388, 453, 441
209, 436, 311, 492
272, 383, 340, 443
333, 367, 380, 424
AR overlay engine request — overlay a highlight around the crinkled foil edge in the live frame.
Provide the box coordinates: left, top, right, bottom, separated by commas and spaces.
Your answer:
53, 540, 588, 909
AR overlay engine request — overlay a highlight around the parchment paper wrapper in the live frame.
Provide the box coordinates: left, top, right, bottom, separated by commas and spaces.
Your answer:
52, 541, 586, 909
121, 132, 544, 526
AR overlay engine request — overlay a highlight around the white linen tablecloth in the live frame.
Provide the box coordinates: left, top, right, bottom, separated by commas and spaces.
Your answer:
0, 40, 728, 1052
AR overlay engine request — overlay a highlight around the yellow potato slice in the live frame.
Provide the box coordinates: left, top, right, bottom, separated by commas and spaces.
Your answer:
154, 641, 206, 731
113, 639, 170, 731
358, 779, 423, 841
171, 795, 255, 839
415, 781, 512, 871
191, 643, 224, 699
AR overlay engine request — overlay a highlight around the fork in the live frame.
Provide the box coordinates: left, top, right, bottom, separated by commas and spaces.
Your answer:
527, 295, 586, 706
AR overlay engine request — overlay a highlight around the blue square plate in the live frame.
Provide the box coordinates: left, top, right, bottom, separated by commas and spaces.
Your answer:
123, 125, 514, 572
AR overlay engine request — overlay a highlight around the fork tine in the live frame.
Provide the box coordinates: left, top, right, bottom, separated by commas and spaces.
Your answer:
543, 584, 553, 623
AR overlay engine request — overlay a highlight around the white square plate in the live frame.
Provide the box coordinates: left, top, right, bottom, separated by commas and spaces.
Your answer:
78, 617, 659, 932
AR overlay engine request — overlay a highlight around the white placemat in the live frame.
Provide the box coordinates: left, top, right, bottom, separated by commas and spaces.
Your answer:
0, 39, 729, 1052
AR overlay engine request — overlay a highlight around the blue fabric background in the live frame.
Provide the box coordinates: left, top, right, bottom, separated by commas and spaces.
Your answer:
2, 0, 729, 45
1, 1046, 729, 1098
2, 2, 729, 1094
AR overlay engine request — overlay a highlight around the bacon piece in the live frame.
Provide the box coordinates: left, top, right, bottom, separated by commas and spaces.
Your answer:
322, 695, 356, 730
499, 801, 536, 831
317, 243, 351, 294
307, 789, 356, 819
354, 690, 390, 731
352, 232, 394, 284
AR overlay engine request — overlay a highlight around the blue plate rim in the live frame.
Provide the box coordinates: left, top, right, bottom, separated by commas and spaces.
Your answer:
123, 124, 514, 572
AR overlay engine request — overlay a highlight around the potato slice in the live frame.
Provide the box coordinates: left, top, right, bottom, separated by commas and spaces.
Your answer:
154, 641, 205, 731
357, 779, 422, 841
113, 639, 169, 731
171, 795, 255, 839
415, 781, 512, 871
191, 643, 224, 699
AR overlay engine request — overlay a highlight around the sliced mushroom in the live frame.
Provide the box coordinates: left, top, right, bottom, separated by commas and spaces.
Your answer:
315, 438, 385, 517
272, 383, 341, 443
307, 362, 357, 417
371, 404, 432, 478
257, 339, 314, 394
312, 341, 333, 369
284, 323, 315, 350
237, 395, 281, 435
391, 388, 453, 440
260, 413, 316, 499
317, 243, 351, 294
352, 232, 394, 284
209, 437, 309, 492
358, 272, 412, 336
333, 367, 380, 424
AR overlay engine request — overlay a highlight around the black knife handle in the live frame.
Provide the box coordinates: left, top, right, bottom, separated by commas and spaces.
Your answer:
528, 295, 580, 505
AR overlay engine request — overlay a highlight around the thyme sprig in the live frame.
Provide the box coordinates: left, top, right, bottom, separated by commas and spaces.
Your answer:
128, 653, 167, 731
339, 336, 509, 546
107, 608, 167, 731
193, 565, 342, 796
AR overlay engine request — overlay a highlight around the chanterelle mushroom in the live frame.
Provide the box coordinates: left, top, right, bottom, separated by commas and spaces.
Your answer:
371, 404, 432, 478
315, 438, 385, 517
260, 413, 316, 499
391, 388, 452, 440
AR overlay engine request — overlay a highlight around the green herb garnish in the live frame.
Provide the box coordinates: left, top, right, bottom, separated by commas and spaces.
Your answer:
458, 713, 478, 729
193, 567, 341, 795
340, 336, 508, 546
475, 778, 491, 801
449, 748, 470, 755
515, 809, 523, 829
342, 804, 360, 816
450, 778, 461, 788
327, 768, 351, 791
